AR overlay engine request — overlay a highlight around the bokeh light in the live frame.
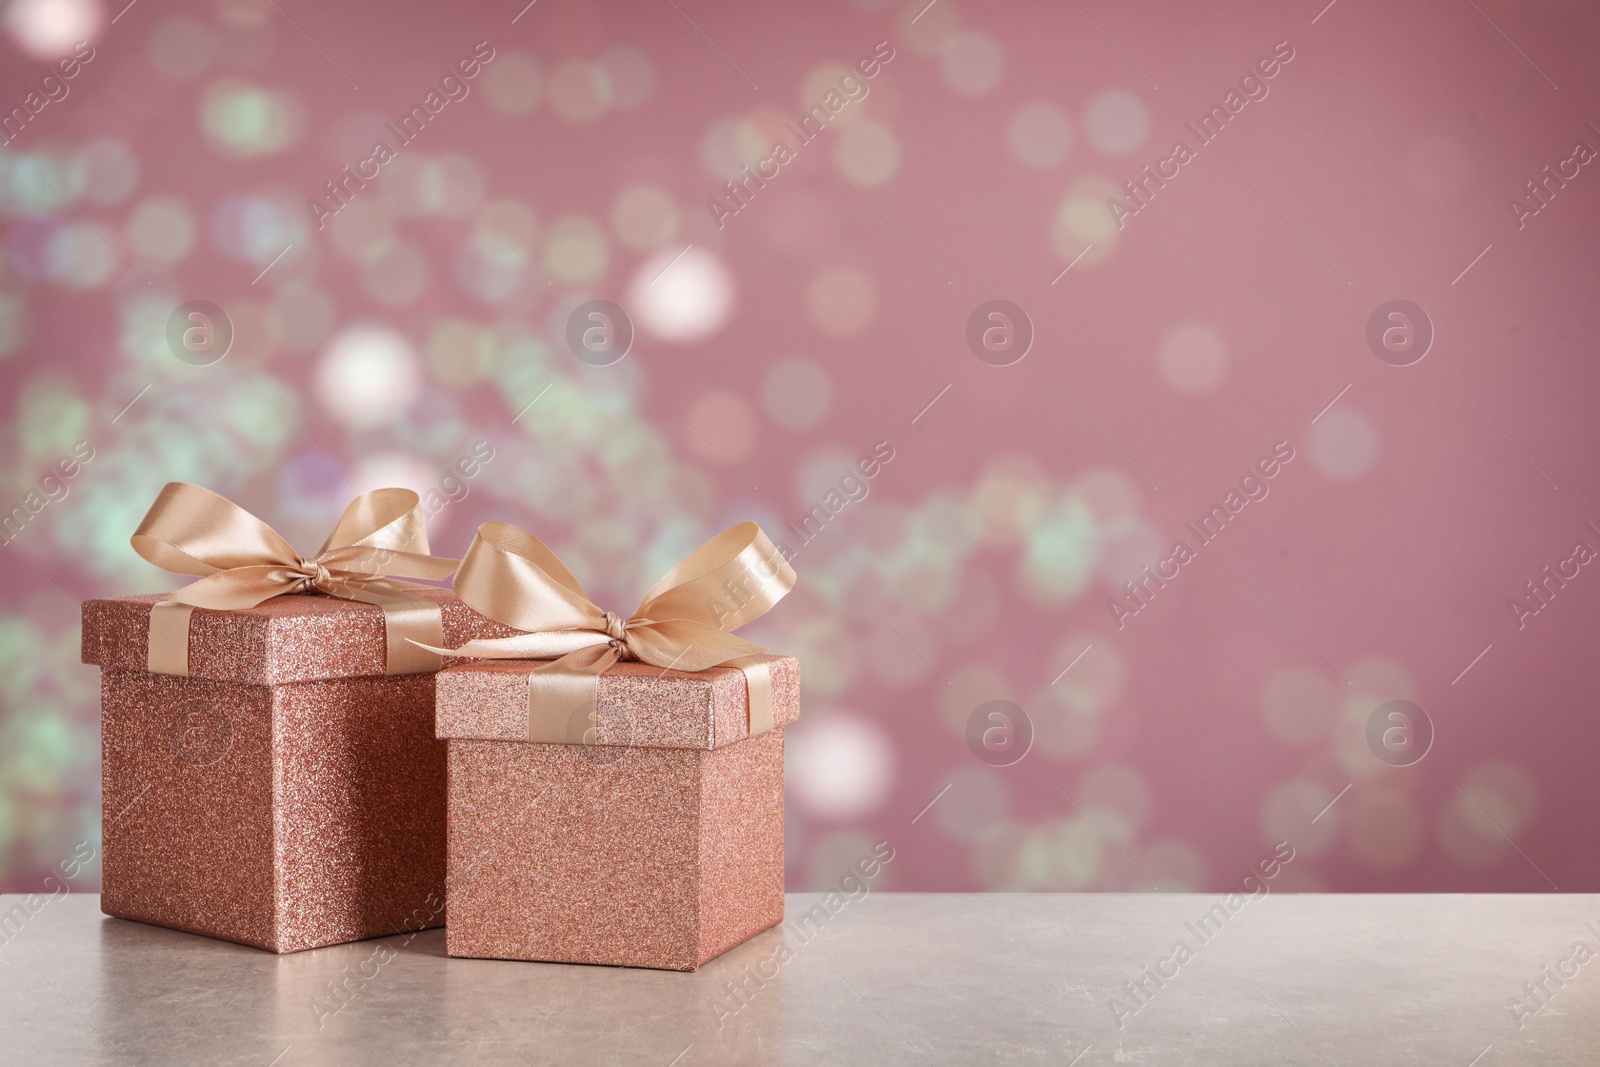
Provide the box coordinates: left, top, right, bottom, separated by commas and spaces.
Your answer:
940, 31, 1004, 96
787, 714, 895, 821
805, 264, 875, 337
1083, 89, 1149, 155
314, 324, 422, 428
762, 359, 832, 428
5, 0, 98, 59
627, 245, 734, 343
1308, 406, 1380, 480
1008, 102, 1072, 168
1155, 322, 1230, 395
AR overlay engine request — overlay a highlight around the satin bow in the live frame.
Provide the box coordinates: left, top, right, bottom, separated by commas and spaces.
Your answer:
425, 520, 796, 743
132, 482, 460, 676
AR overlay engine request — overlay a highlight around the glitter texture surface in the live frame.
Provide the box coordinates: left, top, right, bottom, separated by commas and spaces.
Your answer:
82, 590, 514, 684
445, 731, 786, 971
434, 654, 800, 746
440, 655, 798, 970
100, 669, 447, 952
89, 591, 509, 952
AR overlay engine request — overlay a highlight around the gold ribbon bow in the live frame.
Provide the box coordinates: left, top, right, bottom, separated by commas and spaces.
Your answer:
425, 520, 796, 743
132, 482, 460, 676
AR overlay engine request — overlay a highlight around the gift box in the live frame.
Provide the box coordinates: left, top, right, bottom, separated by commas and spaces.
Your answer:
436, 654, 800, 971
83, 588, 507, 953
82, 483, 506, 954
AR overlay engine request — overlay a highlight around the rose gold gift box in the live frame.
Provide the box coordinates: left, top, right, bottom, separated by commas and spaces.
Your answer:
435, 654, 799, 971
81, 589, 506, 953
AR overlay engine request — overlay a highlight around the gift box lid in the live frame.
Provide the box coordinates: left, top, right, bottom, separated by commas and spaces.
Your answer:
81, 589, 514, 686
434, 654, 799, 750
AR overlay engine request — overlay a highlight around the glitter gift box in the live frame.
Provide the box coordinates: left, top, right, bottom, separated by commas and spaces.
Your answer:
82, 589, 505, 953
435, 654, 799, 971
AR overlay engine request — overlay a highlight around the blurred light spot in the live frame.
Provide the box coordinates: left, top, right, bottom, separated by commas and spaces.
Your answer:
18, 375, 89, 455
314, 324, 421, 428
5, 0, 98, 59
1023, 818, 1104, 889
788, 714, 894, 821
683, 390, 757, 463
794, 445, 857, 506
458, 199, 538, 300
361, 241, 428, 305
201, 79, 301, 157
1051, 635, 1123, 706
834, 119, 899, 186
700, 116, 768, 179
216, 0, 270, 29
543, 214, 608, 283
1071, 466, 1139, 528
1346, 788, 1424, 870
73, 139, 138, 204
762, 358, 831, 428
1098, 518, 1163, 587
1156, 321, 1229, 395
482, 50, 541, 115
547, 59, 607, 125
148, 15, 216, 79
1052, 176, 1120, 263
267, 281, 334, 352
1019, 497, 1099, 603
44, 221, 113, 287
806, 264, 875, 337
627, 245, 733, 343
612, 185, 679, 251
936, 766, 1010, 843
1261, 665, 1338, 745
126, 195, 193, 264
1261, 778, 1339, 856
800, 64, 864, 126
1083, 89, 1149, 155
940, 31, 1003, 96
598, 45, 652, 108
969, 454, 1048, 549
456, 232, 525, 302
212, 194, 305, 262
1008, 102, 1072, 168
426, 319, 495, 387
1308, 406, 1379, 480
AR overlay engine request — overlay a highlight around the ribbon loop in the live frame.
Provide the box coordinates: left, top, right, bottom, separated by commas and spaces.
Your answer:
132, 482, 459, 677
425, 520, 796, 742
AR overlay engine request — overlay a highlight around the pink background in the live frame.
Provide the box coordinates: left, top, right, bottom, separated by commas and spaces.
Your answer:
2, 0, 1598, 894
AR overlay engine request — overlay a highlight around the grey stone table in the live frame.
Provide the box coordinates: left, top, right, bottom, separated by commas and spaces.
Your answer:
2, 893, 1597, 1065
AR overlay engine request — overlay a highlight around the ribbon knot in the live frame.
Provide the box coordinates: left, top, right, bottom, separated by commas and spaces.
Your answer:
601, 610, 629, 646
294, 556, 333, 592
419, 520, 796, 743
132, 482, 460, 676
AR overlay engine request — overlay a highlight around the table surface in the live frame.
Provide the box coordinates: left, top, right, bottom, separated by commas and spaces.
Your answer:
1, 893, 1596, 1066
